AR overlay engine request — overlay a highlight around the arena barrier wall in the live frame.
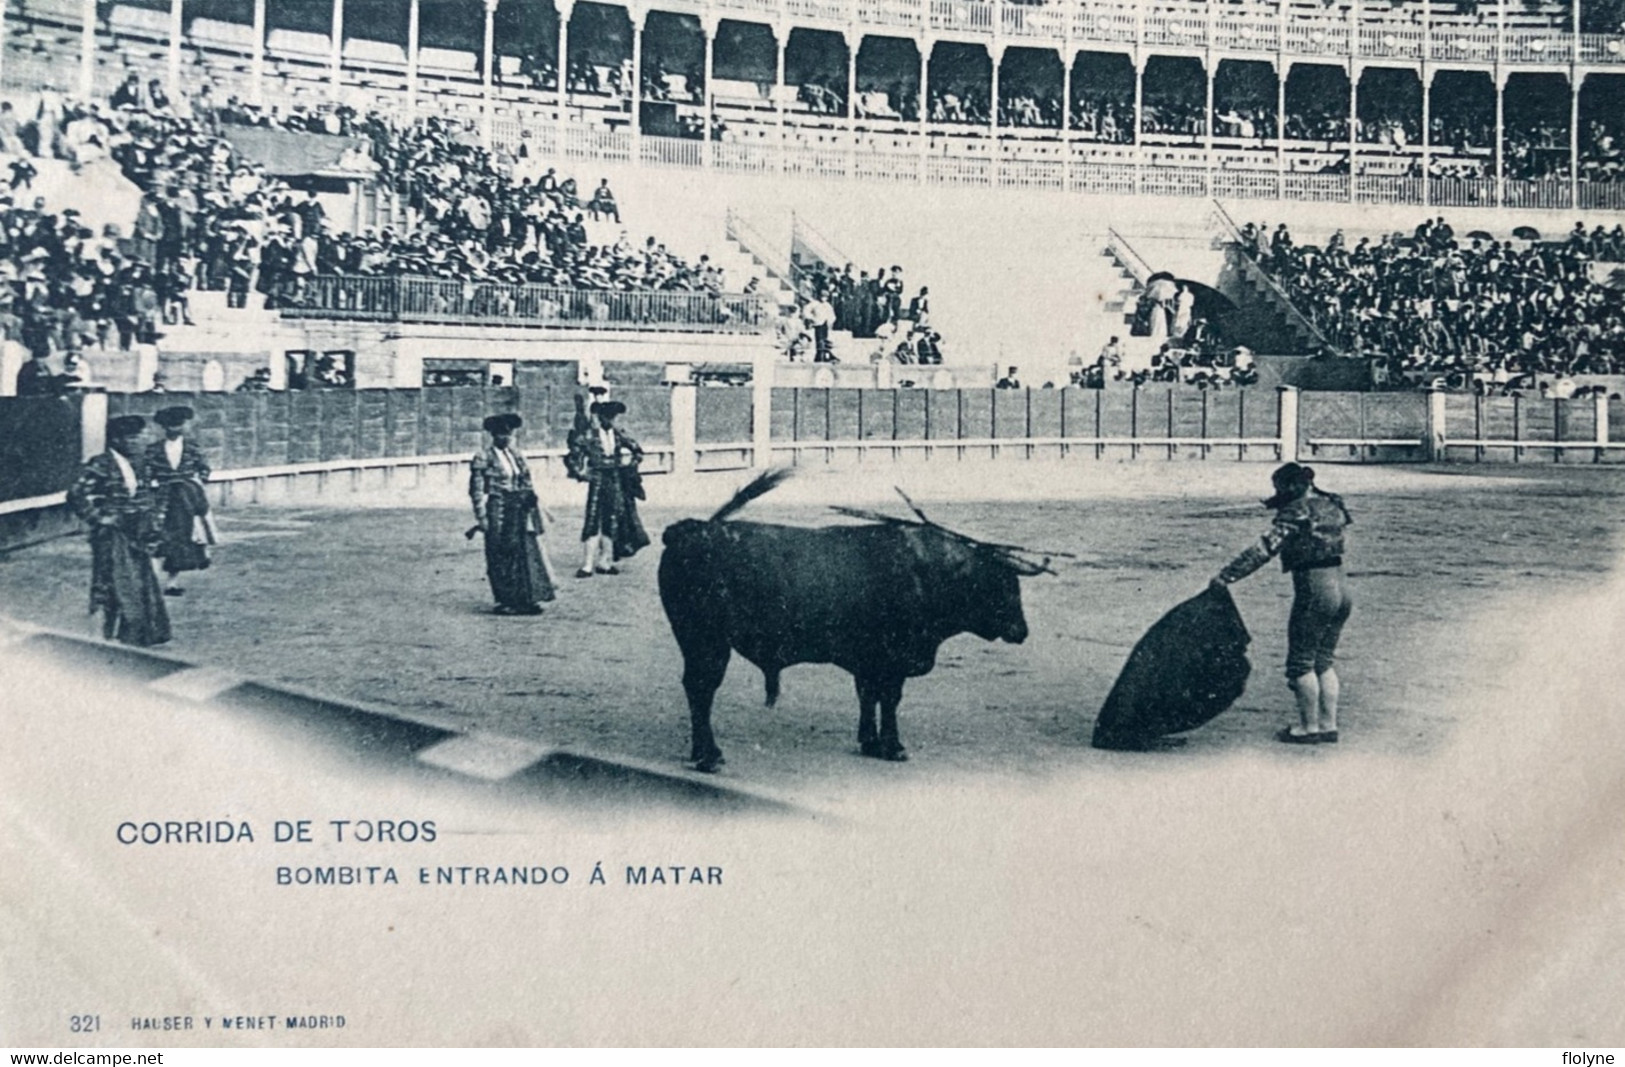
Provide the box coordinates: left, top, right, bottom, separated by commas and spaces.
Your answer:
0, 392, 103, 551
8, 385, 1625, 549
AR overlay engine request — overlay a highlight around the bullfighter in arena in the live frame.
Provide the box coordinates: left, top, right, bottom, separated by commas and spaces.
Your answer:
1212, 463, 1353, 745
573, 400, 649, 577
67, 414, 171, 647
145, 405, 215, 596
469, 413, 554, 615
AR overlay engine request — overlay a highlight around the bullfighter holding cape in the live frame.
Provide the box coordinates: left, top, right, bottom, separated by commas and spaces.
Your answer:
67, 414, 172, 647
144, 405, 216, 596
573, 398, 649, 577
470, 413, 555, 615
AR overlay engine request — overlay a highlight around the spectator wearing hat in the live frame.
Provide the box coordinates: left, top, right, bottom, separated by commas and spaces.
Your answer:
587, 180, 619, 224
14, 349, 57, 396
7, 156, 36, 192
469, 413, 554, 615
575, 400, 648, 577
67, 414, 171, 646
145, 405, 214, 596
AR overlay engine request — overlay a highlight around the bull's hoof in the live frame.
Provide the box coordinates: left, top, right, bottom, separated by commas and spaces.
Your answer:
882, 746, 909, 762
860, 740, 885, 758
692, 755, 726, 773
861, 742, 908, 762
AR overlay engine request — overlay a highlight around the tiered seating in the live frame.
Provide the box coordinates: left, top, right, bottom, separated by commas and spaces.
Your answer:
1241, 218, 1625, 389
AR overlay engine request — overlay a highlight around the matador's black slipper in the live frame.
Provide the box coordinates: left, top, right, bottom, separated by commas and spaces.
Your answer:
1275, 727, 1320, 745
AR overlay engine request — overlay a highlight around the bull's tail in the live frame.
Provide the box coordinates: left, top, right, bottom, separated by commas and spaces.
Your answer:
707, 468, 793, 523
764, 669, 781, 708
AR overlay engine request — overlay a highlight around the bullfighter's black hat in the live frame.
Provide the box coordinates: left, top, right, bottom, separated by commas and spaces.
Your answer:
591, 400, 626, 419
108, 415, 146, 437
153, 405, 194, 428
483, 414, 513, 434
1261, 462, 1315, 509
501, 413, 523, 431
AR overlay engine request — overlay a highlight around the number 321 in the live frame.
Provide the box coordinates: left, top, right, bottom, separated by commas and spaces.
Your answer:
70, 1015, 100, 1033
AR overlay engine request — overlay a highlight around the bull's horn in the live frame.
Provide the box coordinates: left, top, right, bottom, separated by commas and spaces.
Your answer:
894, 486, 932, 525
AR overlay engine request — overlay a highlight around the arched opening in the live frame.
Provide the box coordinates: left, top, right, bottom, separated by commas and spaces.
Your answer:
1141, 54, 1206, 142
785, 28, 848, 118
998, 47, 1062, 130
1069, 50, 1134, 142
1214, 59, 1278, 144
857, 36, 920, 123
927, 40, 990, 125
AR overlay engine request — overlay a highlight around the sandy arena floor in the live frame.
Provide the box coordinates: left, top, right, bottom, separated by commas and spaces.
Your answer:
3, 459, 1622, 805
6, 459, 1625, 1045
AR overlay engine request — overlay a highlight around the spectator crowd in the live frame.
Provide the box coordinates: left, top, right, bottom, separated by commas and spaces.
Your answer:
785, 260, 943, 366
0, 74, 763, 379
1241, 216, 1625, 389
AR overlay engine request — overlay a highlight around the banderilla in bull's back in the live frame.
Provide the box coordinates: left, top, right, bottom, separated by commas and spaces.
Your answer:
657, 469, 1058, 773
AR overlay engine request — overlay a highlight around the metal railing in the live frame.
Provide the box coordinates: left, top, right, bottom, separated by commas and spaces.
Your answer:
1104, 227, 1155, 288
1208, 199, 1335, 353
790, 211, 854, 278
724, 207, 793, 281
276, 276, 771, 333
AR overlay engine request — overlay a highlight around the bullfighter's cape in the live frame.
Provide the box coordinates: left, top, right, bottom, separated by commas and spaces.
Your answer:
1091, 584, 1251, 750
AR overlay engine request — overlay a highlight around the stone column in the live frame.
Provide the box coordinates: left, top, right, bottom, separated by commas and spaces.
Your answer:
1276, 385, 1299, 463
918, 37, 929, 182
630, 5, 644, 161
990, 41, 1000, 137
703, 12, 719, 168
250, 0, 266, 106
1421, 66, 1431, 206
844, 27, 857, 174
1348, 60, 1357, 203
1276, 57, 1286, 198
1132, 51, 1145, 194
1494, 66, 1505, 207
670, 381, 697, 476
557, 0, 572, 156
1203, 53, 1214, 194
1424, 387, 1448, 461
168, 0, 183, 102
777, 24, 789, 173
481, 0, 497, 147
406, 0, 419, 120
1570, 70, 1581, 209
1570, 0, 1581, 206
329, 0, 345, 103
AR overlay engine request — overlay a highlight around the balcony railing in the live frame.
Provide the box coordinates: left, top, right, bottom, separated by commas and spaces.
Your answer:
276, 276, 771, 333
11, 0, 1625, 96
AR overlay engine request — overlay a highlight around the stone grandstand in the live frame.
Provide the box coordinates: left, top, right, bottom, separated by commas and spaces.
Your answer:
3, 0, 1623, 207
0, 0, 1622, 395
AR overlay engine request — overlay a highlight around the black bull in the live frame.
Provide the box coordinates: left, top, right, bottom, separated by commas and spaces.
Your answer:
658, 517, 1032, 772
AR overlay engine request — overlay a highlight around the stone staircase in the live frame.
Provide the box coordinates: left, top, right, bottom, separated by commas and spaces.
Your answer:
715, 233, 799, 313
1231, 254, 1325, 351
